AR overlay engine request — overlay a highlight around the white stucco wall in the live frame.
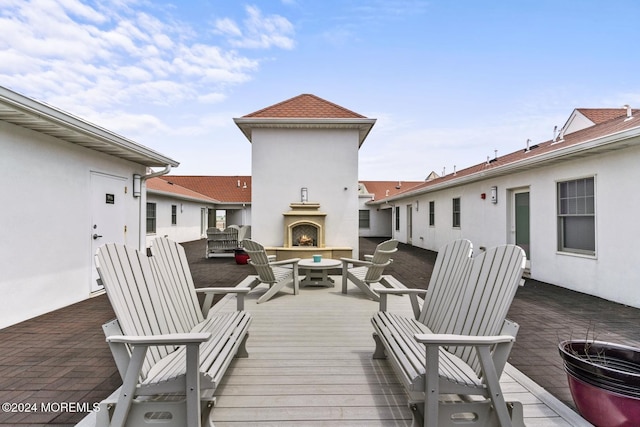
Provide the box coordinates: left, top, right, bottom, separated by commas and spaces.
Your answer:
0, 120, 146, 329
145, 194, 213, 245
225, 207, 251, 228
358, 195, 392, 237
251, 128, 360, 253
391, 143, 640, 309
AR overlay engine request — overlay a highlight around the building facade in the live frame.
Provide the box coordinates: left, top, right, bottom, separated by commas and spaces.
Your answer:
371, 108, 640, 309
0, 86, 178, 329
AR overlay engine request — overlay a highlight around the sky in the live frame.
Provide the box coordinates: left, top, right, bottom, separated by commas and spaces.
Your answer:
1, 0, 639, 181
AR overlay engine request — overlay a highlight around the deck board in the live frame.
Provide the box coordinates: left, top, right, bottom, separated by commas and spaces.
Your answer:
208, 276, 589, 426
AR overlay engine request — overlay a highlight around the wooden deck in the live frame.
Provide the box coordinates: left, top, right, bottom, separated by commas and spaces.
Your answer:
207, 276, 590, 426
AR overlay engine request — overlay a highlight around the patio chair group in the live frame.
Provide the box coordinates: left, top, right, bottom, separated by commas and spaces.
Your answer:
94, 236, 525, 427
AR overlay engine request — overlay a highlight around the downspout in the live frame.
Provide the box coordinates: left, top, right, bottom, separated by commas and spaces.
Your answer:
134, 165, 172, 250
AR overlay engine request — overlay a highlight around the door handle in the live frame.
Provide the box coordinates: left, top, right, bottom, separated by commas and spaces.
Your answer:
93, 234, 103, 240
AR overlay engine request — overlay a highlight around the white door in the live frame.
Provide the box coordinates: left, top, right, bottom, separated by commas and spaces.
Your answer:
90, 172, 127, 293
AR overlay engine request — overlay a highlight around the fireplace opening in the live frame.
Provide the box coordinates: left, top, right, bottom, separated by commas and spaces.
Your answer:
292, 224, 318, 246
283, 202, 326, 248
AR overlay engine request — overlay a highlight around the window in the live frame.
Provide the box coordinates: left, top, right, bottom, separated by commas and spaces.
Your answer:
171, 205, 177, 225
146, 203, 156, 234
452, 197, 461, 228
429, 201, 435, 226
558, 177, 595, 255
395, 206, 400, 231
359, 210, 370, 229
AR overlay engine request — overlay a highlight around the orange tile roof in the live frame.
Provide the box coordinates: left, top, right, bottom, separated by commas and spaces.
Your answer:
375, 111, 640, 203
360, 181, 423, 200
243, 94, 367, 119
147, 177, 218, 202
161, 176, 252, 203
576, 108, 637, 125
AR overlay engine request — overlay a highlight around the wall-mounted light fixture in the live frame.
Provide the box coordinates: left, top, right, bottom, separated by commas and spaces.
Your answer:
301, 187, 308, 203
415, 200, 419, 211
133, 174, 141, 198
490, 186, 498, 204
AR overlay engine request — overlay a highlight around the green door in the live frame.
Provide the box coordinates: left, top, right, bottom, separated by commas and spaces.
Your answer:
515, 192, 530, 259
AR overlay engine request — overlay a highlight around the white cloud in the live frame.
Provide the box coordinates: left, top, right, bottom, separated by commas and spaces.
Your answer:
215, 17, 242, 38
215, 5, 295, 50
0, 0, 294, 144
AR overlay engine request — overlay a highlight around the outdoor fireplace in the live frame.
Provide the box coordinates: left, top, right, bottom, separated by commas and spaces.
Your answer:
283, 203, 326, 248
266, 202, 351, 260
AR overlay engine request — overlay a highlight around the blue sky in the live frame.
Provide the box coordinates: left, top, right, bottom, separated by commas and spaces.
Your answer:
1, 0, 639, 180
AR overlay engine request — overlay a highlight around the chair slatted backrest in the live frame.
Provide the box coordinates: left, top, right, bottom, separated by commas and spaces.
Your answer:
95, 243, 183, 379
445, 245, 525, 375
418, 239, 473, 328
364, 239, 399, 283
243, 239, 276, 284
150, 237, 205, 328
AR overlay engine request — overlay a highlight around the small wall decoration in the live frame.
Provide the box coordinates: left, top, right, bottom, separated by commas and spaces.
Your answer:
106, 194, 115, 204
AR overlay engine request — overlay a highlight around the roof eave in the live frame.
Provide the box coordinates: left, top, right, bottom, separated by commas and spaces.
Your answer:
233, 117, 376, 147
147, 189, 219, 204
0, 86, 179, 168
374, 125, 640, 204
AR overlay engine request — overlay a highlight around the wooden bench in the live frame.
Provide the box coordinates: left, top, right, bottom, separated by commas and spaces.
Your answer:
371, 241, 526, 427
95, 243, 252, 427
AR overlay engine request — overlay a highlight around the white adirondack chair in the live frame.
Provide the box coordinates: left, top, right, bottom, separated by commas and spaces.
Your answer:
242, 239, 300, 304
340, 239, 398, 301
372, 242, 526, 427
151, 237, 248, 316
95, 243, 251, 427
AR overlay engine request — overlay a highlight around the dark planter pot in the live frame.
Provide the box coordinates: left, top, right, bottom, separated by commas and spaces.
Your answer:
559, 340, 640, 427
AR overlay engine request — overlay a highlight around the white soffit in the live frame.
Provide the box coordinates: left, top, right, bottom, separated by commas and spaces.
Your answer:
0, 86, 179, 168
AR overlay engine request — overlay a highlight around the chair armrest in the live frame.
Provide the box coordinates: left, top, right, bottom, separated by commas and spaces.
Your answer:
373, 287, 427, 296
270, 258, 300, 266
372, 287, 427, 317
107, 332, 211, 345
340, 257, 372, 267
197, 287, 250, 314
364, 254, 373, 261
413, 333, 515, 346
196, 287, 250, 294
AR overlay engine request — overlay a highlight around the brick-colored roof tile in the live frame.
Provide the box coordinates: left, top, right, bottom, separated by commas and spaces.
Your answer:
147, 177, 218, 202
360, 181, 423, 200
243, 94, 367, 119
577, 108, 637, 125
161, 176, 252, 203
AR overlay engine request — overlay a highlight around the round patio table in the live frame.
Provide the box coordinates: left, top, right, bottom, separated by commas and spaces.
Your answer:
298, 258, 342, 287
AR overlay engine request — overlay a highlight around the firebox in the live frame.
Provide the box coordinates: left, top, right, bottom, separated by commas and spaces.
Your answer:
283, 203, 326, 248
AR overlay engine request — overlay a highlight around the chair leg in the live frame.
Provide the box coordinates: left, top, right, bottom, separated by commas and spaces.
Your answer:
110, 346, 148, 427
341, 264, 349, 293
351, 279, 380, 301
256, 280, 288, 303
424, 345, 439, 427
235, 333, 250, 358
292, 265, 299, 295
185, 343, 201, 427
372, 333, 386, 359
477, 347, 512, 427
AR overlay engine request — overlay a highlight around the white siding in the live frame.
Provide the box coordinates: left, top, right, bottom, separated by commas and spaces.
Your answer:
251, 128, 359, 253
145, 195, 213, 245
358, 196, 393, 237
391, 143, 640, 309
0, 120, 146, 329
